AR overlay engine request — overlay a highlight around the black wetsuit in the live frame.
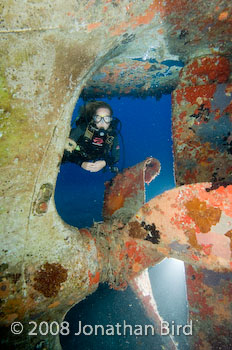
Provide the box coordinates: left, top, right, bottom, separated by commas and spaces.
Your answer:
62, 121, 120, 169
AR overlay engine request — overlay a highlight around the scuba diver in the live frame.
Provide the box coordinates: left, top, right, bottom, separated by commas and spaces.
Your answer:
62, 101, 120, 173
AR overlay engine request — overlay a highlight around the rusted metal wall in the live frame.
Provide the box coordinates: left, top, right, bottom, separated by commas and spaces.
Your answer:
172, 55, 232, 186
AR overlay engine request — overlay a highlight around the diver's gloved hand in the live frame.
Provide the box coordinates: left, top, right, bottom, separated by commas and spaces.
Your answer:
64, 138, 77, 153
82, 160, 106, 172
109, 166, 119, 174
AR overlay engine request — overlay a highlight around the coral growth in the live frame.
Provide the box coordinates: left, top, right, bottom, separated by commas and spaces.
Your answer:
141, 221, 161, 244
33, 263, 68, 298
128, 221, 147, 239
128, 220, 161, 244
185, 197, 221, 233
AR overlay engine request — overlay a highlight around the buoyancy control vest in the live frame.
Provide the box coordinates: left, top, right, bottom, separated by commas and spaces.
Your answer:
76, 122, 115, 160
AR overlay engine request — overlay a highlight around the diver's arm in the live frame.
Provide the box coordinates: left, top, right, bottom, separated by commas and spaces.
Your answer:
63, 124, 85, 153
64, 138, 77, 153
62, 124, 86, 164
81, 160, 106, 172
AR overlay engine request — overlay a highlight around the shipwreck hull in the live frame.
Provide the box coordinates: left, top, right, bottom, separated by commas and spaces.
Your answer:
0, 0, 232, 349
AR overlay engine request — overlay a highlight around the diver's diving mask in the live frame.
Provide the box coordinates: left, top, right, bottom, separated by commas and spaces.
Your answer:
93, 115, 112, 124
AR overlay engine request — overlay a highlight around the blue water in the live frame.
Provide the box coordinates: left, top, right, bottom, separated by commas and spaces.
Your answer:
55, 96, 189, 349
55, 95, 175, 227
60, 284, 167, 350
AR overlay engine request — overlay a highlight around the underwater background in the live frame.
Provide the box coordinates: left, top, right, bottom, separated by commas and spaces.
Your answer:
55, 96, 189, 350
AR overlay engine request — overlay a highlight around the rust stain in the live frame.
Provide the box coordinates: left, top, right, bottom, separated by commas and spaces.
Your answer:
141, 203, 153, 216
5, 313, 18, 323
48, 300, 61, 309
110, 0, 160, 36
0, 280, 10, 298
218, 11, 229, 21
3, 298, 22, 313
103, 159, 159, 219
87, 22, 102, 32
201, 244, 213, 255
1, 298, 26, 320
88, 271, 100, 287
104, 192, 125, 216
110, 22, 129, 36
225, 230, 232, 250
132, 262, 142, 273
132, 8, 155, 27
143, 62, 151, 70
33, 263, 68, 298
185, 197, 221, 233
157, 28, 164, 35
186, 228, 202, 250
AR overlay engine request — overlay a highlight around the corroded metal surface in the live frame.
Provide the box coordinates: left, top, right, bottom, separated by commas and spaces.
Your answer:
0, 0, 232, 349
185, 264, 232, 349
82, 0, 232, 98
0, 156, 164, 349
103, 157, 160, 222
129, 182, 232, 270
125, 182, 232, 348
1, 171, 232, 349
172, 55, 232, 185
